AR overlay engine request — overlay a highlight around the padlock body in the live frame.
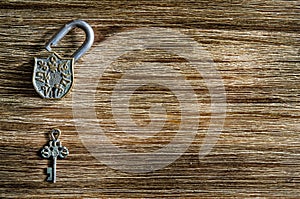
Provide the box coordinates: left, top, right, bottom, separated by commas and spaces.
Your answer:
33, 52, 74, 99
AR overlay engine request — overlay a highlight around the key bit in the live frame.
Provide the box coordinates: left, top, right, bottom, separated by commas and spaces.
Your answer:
47, 167, 53, 182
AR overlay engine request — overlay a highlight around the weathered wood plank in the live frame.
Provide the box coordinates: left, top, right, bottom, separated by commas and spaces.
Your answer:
0, 0, 299, 198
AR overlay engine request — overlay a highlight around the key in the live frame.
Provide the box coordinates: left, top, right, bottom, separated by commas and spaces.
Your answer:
40, 129, 69, 183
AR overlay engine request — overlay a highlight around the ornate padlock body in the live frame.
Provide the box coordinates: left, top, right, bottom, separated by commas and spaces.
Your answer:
33, 53, 74, 99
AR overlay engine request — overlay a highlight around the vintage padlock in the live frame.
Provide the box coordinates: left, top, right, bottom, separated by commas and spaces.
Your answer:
33, 20, 94, 99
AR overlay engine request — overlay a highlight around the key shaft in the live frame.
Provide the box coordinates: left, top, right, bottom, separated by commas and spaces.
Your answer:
52, 156, 57, 183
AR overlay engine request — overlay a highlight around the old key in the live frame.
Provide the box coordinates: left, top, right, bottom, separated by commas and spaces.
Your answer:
40, 129, 69, 183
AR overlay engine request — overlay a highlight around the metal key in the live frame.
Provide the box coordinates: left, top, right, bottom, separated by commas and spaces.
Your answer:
40, 129, 69, 183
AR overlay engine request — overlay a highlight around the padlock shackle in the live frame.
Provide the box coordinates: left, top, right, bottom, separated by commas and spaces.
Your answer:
45, 19, 94, 62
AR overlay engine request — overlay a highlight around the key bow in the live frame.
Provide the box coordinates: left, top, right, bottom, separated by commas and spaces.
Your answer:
41, 129, 69, 159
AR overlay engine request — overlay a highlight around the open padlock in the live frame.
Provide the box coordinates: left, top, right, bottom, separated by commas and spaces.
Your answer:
33, 20, 94, 99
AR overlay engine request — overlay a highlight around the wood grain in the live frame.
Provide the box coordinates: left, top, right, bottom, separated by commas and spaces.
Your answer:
0, 0, 299, 198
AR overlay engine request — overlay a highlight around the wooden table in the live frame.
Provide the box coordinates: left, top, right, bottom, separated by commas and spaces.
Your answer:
0, 1, 299, 198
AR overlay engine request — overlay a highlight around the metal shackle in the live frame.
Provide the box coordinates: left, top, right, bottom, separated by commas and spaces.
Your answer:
45, 19, 94, 62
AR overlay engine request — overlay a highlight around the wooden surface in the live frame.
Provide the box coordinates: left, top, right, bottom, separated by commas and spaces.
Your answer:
0, 0, 299, 198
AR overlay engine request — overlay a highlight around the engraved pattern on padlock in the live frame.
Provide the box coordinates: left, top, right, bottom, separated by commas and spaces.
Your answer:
33, 53, 74, 99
